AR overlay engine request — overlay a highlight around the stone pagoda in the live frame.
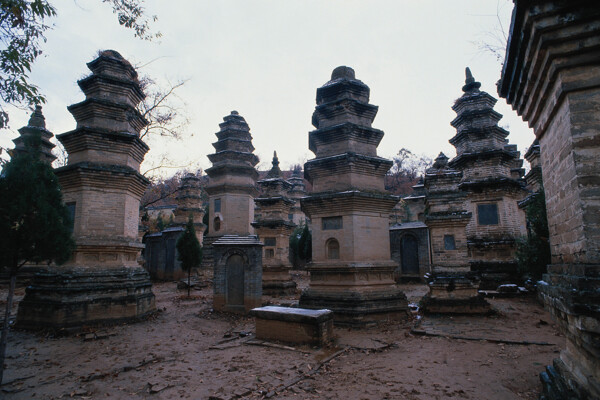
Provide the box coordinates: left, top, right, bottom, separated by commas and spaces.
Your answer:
421, 152, 489, 313
299, 66, 408, 324
448, 68, 527, 288
17, 50, 155, 329
12, 105, 56, 164
205, 111, 262, 312
252, 151, 297, 295
173, 173, 206, 243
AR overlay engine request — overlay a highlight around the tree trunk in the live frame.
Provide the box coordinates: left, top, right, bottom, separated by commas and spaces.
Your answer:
0, 270, 17, 385
187, 268, 191, 298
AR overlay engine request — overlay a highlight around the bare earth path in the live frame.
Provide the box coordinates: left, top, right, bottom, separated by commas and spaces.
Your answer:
0, 273, 563, 399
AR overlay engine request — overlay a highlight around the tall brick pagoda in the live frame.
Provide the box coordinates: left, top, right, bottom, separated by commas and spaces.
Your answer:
299, 66, 408, 324
448, 68, 527, 288
252, 151, 297, 295
206, 111, 262, 312
12, 105, 56, 164
17, 50, 155, 329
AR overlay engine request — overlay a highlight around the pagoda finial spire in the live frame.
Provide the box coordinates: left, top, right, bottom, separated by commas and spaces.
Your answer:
266, 150, 282, 178
28, 105, 46, 128
462, 67, 481, 92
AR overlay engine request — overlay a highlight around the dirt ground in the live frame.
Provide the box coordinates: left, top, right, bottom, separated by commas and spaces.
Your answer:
0, 271, 564, 400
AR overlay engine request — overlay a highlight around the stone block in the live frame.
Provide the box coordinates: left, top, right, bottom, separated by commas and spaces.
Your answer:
251, 306, 334, 346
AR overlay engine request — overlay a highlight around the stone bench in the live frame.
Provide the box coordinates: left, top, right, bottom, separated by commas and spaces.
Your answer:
250, 306, 334, 346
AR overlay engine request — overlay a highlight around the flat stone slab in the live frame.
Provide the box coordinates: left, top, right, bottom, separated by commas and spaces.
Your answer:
251, 306, 333, 323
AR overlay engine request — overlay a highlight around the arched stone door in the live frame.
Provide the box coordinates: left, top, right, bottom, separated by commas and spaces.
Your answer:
226, 254, 245, 306
401, 235, 419, 275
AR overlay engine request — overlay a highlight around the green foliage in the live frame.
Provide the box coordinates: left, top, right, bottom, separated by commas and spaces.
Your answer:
298, 224, 312, 261
102, 0, 160, 41
176, 215, 202, 273
156, 213, 165, 231
289, 223, 312, 268
0, 0, 56, 125
0, 134, 75, 272
516, 190, 551, 280
202, 204, 209, 235
0, 0, 159, 127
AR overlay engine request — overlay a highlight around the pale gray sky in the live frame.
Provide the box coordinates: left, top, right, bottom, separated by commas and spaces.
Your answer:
0, 0, 533, 177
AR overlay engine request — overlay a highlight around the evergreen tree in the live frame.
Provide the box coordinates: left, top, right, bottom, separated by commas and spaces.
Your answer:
516, 189, 551, 281
0, 139, 74, 384
298, 224, 312, 262
176, 215, 202, 297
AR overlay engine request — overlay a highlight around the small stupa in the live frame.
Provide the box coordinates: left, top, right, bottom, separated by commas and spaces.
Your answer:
12, 105, 56, 164
173, 173, 206, 243
252, 151, 297, 295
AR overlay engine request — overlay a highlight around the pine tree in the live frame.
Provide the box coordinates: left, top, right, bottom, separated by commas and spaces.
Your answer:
176, 215, 202, 297
0, 139, 74, 384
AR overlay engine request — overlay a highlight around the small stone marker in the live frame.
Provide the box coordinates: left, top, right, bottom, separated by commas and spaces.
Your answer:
251, 306, 334, 346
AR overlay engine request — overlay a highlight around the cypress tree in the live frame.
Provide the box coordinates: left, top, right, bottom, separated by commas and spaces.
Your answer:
176, 215, 202, 297
0, 139, 74, 384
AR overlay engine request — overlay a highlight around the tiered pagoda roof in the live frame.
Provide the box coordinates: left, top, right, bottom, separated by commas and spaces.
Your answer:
304, 66, 394, 195
448, 68, 525, 191
13, 105, 56, 164
205, 111, 259, 182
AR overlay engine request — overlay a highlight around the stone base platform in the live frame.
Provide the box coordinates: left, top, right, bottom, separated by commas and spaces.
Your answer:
299, 263, 409, 325
251, 306, 333, 346
16, 266, 155, 330
540, 358, 584, 400
421, 275, 491, 314
263, 266, 297, 296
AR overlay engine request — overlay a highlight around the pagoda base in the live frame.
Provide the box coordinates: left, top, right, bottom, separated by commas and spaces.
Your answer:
263, 266, 297, 296
470, 261, 519, 290
299, 262, 409, 326
537, 263, 600, 400
16, 265, 155, 330
421, 274, 491, 314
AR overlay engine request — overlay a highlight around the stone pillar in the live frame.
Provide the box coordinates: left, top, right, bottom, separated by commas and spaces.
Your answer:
299, 66, 408, 325
17, 50, 155, 329
498, 2, 600, 398
252, 152, 297, 295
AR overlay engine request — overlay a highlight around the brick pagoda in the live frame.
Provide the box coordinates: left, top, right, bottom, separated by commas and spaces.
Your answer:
299, 66, 408, 324
17, 50, 155, 329
205, 111, 262, 312
448, 68, 527, 288
252, 151, 297, 295
173, 173, 206, 243
12, 105, 56, 164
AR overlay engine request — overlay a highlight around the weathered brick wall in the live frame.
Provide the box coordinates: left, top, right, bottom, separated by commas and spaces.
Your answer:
541, 87, 600, 264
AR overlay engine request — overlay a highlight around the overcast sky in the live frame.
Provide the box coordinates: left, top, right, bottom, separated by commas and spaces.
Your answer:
0, 0, 533, 177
